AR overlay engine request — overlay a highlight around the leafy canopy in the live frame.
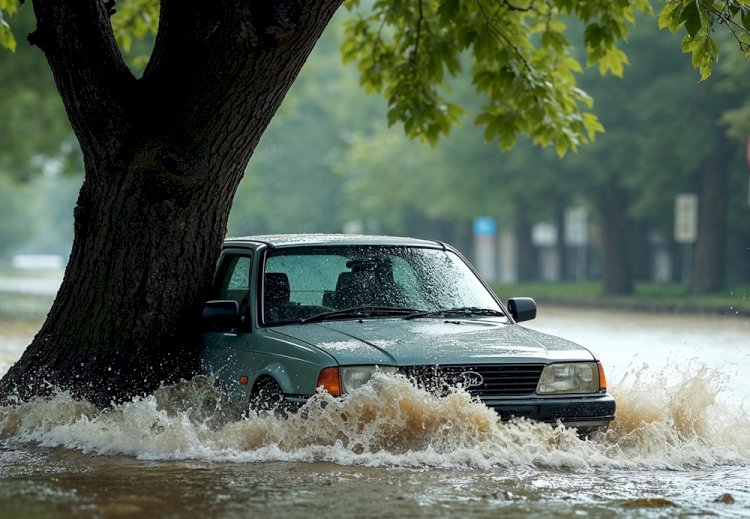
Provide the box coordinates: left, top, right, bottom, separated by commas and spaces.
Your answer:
658, 0, 750, 80
0, 0, 748, 156
342, 0, 652, 155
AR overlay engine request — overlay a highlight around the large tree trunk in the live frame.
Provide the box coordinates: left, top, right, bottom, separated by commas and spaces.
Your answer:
0, 0, 342, 406
689, 150, 729, 295
598, 191, 633, 295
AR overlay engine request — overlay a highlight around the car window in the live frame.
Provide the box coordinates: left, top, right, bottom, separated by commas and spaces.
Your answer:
217, 254, 253, 315
390, 256, 426, 308
265, 253, 348, 305
262, 246, 502, 325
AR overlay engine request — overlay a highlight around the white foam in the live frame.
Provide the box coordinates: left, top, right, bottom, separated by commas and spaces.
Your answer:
1, 366, 748, 470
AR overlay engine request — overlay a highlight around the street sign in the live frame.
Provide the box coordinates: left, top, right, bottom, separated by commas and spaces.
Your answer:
472, 216, 496, 282
473, 216, 496, 236
674, 193, 698, 243
564, 206, 588, 246
531, 222, 557, 247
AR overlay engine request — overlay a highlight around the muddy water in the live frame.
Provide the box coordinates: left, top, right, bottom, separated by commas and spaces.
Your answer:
1, 308, 749, 518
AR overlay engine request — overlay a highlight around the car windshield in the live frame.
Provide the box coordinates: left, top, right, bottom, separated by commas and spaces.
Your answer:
261, 245, 506, 325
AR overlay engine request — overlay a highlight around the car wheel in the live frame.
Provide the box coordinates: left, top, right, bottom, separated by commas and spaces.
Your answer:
249, 377, 289, 416
576, 425, 607, 440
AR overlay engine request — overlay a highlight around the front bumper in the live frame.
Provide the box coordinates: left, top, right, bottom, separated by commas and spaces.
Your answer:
286, 392, 616, 432
481, 393, 616, 429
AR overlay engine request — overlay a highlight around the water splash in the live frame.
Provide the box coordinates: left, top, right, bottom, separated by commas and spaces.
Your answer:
0, 365, 747, 470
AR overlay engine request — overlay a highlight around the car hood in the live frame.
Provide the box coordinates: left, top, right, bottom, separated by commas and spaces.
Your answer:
271, 318, 595, 366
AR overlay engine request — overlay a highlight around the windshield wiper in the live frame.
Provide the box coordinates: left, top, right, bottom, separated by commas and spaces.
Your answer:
300, 306, 421, 324
404, 307, 506, 320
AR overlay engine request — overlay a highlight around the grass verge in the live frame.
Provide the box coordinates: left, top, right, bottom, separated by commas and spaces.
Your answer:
491, 281, 750, 316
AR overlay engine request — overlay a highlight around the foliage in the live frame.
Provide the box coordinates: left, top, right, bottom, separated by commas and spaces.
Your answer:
342, 0, 655, 155
558, 17, 729, 236
0, 0, 17, 52
717, 40, 750, 138
110, 0, 159, 54
226, 16, 384, 236
2, 0, 749, 159
0, 7, 79, 182
658, 0, 750, 79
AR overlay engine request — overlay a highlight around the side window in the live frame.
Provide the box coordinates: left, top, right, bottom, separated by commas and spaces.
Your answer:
217, 254, 253, 314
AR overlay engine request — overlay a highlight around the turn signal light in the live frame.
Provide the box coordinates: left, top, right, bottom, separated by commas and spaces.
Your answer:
598, 362, 607, 391
317, 367, 341, 396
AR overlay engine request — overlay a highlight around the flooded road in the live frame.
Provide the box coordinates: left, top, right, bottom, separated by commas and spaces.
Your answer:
1, 306, 748, 517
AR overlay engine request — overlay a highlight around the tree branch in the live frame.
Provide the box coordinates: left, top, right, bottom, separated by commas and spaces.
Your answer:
711, 6, 750, 53
411, 0, 424, 64
135, 0, 344, 179
29, 0, 136, 164
473, 0, 533, 73
502, 0, 534, 12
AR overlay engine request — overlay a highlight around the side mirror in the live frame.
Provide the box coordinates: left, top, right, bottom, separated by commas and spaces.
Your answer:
507, 297, 537, 323
203, 300, 243, 329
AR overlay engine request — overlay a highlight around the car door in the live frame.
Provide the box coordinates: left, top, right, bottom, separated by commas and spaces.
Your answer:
202, 249, 258, 406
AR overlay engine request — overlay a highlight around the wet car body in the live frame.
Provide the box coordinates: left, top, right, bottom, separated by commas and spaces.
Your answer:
202, 234, 615, 434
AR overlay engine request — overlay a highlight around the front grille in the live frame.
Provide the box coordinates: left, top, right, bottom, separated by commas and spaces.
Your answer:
400, 364, 544, 398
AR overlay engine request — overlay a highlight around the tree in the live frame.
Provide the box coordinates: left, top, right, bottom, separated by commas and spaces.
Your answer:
0, 0, 747, 405
0, 0, 344, 406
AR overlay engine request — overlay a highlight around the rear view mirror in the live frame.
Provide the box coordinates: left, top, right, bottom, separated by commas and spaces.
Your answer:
507, 297, 537, 323
203, 300, 243, 329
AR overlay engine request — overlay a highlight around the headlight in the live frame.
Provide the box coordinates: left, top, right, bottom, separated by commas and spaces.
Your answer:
340, 365, 398, 393
536, 362, 600, 394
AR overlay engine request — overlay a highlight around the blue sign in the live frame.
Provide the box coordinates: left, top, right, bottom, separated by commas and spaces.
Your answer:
473, 216, 496, 236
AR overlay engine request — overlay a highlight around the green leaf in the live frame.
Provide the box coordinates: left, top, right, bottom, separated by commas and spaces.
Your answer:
437, 0, 460, 24
582, 112, 604, 140
0, 1, 17, 15
0, 17, 16, 52
681, 1, 703, 38
598, 47, 629, 77
657, 1, 681, 31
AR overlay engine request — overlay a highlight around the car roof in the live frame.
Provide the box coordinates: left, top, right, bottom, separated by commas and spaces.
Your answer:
224, 233, 446, 249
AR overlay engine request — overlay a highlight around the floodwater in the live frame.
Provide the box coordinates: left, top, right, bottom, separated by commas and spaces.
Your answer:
1, 307, 749, 518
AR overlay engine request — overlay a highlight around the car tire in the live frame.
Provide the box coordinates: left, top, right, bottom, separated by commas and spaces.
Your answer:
249, 377, 290, 416
577, 425, 607, 440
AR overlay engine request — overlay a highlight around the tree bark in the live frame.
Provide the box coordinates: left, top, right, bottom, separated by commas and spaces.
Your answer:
689, 149, 729, 294
598, 190, 633, 295
0, 0, 343, 406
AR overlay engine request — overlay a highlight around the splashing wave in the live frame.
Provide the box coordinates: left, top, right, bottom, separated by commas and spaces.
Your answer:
1, 365, 747, 469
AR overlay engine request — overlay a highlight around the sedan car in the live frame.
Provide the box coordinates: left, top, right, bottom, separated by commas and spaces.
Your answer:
202, 234, 615, 435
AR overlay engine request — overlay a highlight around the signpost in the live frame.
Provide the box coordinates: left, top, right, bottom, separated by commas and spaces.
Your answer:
473, 216, 497, 282
674, 193, 698, 284
674, 193, 698, 244
531, 223, 557, 281
565, 207, 588, 281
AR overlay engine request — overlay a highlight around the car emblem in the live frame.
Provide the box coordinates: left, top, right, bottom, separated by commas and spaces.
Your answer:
460, 371, 484, 388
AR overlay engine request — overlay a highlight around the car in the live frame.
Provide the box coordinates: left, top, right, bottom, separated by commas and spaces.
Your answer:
201, 234, 615, 435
